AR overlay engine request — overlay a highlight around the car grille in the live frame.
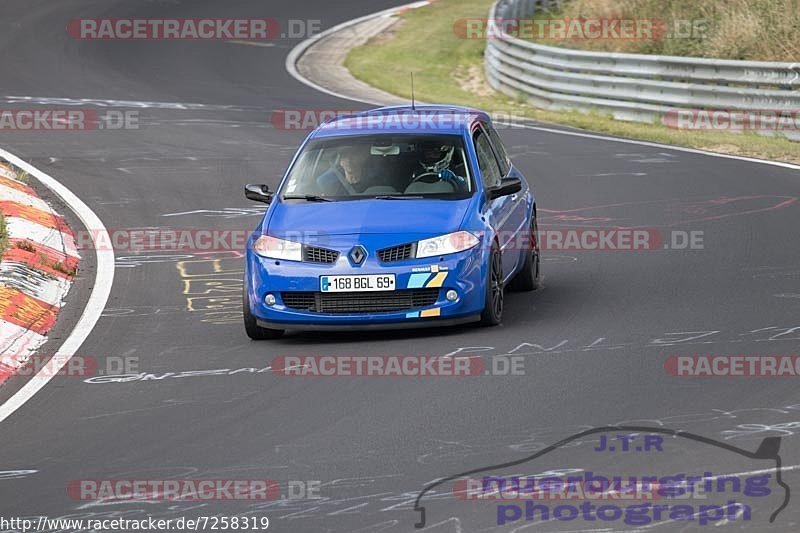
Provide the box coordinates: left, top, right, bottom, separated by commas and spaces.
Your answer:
377, 243, 415, 263
303, 245, 339, 264
281, 288, 439, 314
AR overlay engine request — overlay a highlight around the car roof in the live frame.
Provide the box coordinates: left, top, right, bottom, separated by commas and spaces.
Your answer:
311, 104, 491, 138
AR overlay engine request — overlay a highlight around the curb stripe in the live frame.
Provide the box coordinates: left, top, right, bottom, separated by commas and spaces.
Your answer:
0, 353, 29, 385
0, 148, 114, 425
0, 261, 71, 306
0, 287, 57, 335
0, 364, 15, 385
3, 246, 76, 279
0, 175, 35, 196
0, 201, 65, 229
0, 183, 53, 213
6, 217, 79, 258
0, 321, 45, 373
0, 158, 80, 392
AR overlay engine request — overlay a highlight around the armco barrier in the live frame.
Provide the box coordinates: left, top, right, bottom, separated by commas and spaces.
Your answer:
484, 0, 800, 140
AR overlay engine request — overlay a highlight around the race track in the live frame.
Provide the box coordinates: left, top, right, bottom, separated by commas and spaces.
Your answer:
1, 1, 799, 531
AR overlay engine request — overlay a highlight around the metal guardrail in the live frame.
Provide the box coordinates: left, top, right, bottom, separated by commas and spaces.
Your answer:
485, 0, 800, 139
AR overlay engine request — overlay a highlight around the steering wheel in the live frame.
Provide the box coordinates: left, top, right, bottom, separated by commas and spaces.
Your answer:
408, 171, 443, 185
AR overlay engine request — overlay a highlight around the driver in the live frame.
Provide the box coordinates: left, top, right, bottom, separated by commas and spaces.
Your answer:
316, 145, 375, 196
412, 141, 467, 189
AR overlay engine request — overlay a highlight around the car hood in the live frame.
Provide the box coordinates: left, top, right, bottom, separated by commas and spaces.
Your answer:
267, 198, 472, 237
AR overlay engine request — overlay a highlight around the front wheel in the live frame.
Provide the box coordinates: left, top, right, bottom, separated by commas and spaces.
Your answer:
508, 215, 541, 292
480, 245, 504, 326
243, 282, 285, 340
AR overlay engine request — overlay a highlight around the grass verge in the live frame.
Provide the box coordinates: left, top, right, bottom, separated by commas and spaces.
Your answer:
0, 213, 7, 260
526, 0, 800, 61
344, 0, 800, 164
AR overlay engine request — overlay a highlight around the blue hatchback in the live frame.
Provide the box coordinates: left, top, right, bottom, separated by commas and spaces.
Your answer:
243, 105, 540, 339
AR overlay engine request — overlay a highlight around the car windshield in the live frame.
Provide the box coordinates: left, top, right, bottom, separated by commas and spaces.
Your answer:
280, 134, 473, 200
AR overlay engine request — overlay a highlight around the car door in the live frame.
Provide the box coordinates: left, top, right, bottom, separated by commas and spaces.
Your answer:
472, 124, 520, 278
485, 122, 528, 273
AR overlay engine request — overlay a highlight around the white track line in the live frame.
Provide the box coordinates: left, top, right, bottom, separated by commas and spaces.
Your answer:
285, 4, 800, 172
0, 148, 115, 424
505, 123, 800, 171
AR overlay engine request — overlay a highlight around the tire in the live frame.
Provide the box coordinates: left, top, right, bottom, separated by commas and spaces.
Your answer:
480, 244, 504, 326
243, 283, 285, 340
508, 215, 541, 292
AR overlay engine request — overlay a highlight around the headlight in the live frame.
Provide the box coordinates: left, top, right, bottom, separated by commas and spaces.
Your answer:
416, 231, 480, 258
253, 235, 303, 261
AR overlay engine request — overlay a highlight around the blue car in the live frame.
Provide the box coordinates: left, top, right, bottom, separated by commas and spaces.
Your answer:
243, 105, 539, 339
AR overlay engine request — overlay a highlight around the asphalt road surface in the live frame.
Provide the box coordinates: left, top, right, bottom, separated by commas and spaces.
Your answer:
1, 1, 799, 532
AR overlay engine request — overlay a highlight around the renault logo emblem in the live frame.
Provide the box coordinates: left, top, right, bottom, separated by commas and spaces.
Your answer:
349, 245, 366, 266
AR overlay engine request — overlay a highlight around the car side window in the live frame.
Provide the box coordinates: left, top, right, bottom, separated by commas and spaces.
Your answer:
485, 124, 510, 176
473, 128, 503, 189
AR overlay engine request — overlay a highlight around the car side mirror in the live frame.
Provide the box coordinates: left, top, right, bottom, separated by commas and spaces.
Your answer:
487, 177, 522, 200
245, 184, 272, 204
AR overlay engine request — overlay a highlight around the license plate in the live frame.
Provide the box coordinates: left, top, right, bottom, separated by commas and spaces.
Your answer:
320, 274, 396, 292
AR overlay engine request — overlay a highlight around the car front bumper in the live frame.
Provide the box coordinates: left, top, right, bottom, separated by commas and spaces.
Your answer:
245, 237, 488, 329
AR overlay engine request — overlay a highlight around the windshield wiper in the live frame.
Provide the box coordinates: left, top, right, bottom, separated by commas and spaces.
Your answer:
283, 195, 332, 202
373, 195, 424, 200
